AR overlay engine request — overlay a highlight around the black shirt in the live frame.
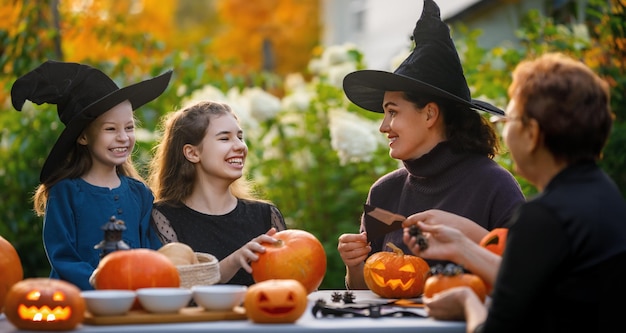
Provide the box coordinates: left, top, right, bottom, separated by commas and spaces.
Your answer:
153, 199, 286, 286
480, 162, 626, 332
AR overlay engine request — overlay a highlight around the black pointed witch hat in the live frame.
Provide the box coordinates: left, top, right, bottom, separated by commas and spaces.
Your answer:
11, 60, 173, 183
342, 0, 503, 116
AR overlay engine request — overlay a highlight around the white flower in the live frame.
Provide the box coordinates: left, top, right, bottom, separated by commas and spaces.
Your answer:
307, 58, 324, 76
244, 87, 282, 122
314, 43, 360, 78
284, 73, 307, 93
328, 109, 381, 165
176, 84, 187, 97
327, 62, 357, 88
572, 23, 590, 42
278, 111, 306, 139
322, 44, 352, 67
224, 87, 261, 140
281, 90, 311, 112
182, 85, 227, 107
259, 127, 282, 160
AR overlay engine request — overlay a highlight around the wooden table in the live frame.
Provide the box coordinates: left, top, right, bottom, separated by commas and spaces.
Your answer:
0, 290, 466, 333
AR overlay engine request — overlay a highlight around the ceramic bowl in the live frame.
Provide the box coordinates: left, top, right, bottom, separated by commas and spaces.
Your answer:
136, 287, 193, 313
81, 290, 136, 316
192, 284, 248, 311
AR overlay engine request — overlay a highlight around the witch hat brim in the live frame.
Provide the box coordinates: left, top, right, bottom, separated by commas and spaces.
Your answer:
342, 0, 504, 116
39, 70, 173, 183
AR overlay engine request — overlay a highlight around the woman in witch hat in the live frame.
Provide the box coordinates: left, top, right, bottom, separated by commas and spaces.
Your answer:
337, 0, 525, 290
11, 61, 172, 290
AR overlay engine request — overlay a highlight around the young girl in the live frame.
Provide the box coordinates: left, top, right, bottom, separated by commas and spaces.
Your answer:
10, 60, 172, 290
149, 100, 286, 286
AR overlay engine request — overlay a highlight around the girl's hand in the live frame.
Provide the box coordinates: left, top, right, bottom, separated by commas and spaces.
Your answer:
236, 228, 278, 273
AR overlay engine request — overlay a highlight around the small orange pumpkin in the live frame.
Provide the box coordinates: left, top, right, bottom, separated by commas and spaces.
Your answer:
4, 278, 85, 331
363, 242, 430, 299
244, 279, 308, 323
479, 228, 508, 256
423, 264, 487, 303
0, 235, 23, 313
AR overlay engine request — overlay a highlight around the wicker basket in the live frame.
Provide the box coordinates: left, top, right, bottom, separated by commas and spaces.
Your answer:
177, 252, 220, 289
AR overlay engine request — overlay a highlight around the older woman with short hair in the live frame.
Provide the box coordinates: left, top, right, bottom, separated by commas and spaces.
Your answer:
405, 52, 626, 333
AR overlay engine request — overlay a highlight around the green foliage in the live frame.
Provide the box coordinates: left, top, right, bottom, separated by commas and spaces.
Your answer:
0, 104, 59, 278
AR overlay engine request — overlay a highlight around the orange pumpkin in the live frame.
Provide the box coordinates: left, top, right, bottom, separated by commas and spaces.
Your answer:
244, 279, 308, 323
92, 248, 180, 309
363, 242, 430, 299
251, 229, 327, 294
0, 235, 23, 313
4, 278, 85, 331
423, 264, 487, 303
93, 248, 180, 290
479, 228, 508, 256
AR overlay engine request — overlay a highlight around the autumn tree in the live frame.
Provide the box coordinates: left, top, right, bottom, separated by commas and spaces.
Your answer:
212, 0, 320, 79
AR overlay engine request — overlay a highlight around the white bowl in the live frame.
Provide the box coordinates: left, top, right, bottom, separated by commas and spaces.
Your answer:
136, 287, 193, 313
192, 284, 247, 311
81, 290, 136, 316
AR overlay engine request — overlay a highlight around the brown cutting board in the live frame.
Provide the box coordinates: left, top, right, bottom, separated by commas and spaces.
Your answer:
83, 306, 247, 325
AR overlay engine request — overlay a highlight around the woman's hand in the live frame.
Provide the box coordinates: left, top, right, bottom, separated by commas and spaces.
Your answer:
403, 221, 467, 262
402, 209, 488, 243
337, 232, 370, 267
424, 286, 488, 332
404, 222, 501, 287
337, 232, 370, 289
424, 286, 473, 320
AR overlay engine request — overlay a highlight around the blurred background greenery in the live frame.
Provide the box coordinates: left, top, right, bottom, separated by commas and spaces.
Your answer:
1, 0, 624, 289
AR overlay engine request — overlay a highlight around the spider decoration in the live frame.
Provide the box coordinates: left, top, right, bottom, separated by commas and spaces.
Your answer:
342, 291, 356, 304
409, 225, 429, 251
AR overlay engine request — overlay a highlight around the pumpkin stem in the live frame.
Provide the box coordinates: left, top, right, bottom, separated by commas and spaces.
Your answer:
385, 242, 403, 255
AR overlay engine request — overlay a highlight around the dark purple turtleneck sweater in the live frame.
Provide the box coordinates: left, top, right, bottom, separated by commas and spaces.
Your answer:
361, 141, 525, 257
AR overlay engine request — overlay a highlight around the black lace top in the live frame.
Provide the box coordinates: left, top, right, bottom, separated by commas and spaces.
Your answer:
152, 199, 286, 285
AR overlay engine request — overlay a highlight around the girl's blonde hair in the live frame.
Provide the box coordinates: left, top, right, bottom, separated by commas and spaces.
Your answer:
148, 101, 256, 205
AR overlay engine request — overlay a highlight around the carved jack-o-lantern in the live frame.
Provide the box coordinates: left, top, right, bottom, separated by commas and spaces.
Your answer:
363, 242, 430, 299
479, 228, 508, 256
4, 278, 85, 331
244, 279, 308, 323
